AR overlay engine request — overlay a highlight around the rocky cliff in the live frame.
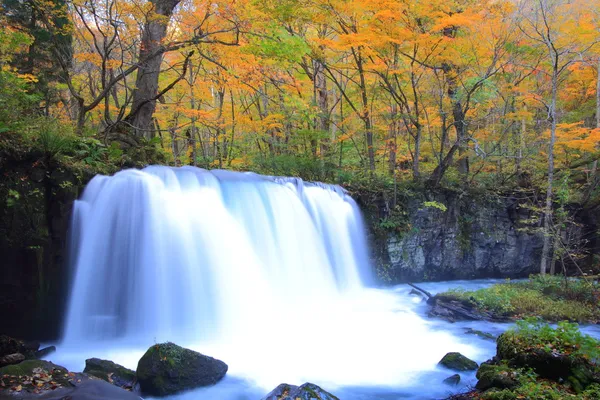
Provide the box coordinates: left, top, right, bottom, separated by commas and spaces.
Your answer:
353, 186, 598, 284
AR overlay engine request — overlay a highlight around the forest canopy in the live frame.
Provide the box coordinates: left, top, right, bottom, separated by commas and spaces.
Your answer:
1, 0, 599, 195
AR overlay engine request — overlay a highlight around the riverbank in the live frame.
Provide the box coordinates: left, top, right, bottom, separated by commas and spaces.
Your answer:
429, 275, 600, 324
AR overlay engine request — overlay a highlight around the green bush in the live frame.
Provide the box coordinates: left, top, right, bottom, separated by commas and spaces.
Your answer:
509, 318, 600, 361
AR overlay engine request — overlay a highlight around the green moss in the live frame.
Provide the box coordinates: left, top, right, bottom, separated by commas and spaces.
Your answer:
441, 276, 600, 323
439, 352, 479, 371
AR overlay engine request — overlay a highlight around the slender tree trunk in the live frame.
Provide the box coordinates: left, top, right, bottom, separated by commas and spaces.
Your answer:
414, 125, 422, 179
128, 0, 181, 139
314, 59, 330, 156
388, 103, 398, 176
189, 66, 197, 166
540, 64, 558, 276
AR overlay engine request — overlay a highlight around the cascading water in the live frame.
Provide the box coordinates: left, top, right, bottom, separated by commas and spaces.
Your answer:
60, 166, 481, 398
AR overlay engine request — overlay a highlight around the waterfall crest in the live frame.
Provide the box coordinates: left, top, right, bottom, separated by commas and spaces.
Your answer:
63, 166, 372, 343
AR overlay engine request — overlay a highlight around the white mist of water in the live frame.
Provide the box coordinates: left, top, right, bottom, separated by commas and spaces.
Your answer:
61, 166, 479, 393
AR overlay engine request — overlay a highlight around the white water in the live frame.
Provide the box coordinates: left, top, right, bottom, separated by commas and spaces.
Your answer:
59, 166, 489, 399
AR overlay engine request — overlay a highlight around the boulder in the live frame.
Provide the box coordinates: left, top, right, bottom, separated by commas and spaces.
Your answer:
84, 358, 136, 390
438, 352, 478, 371
497, 332, 600, 391
0, 359, 72, 394
474, 363, 520, 391
262, 382, 339, 400
443, 374, 461, 385
136, 342, 227, 396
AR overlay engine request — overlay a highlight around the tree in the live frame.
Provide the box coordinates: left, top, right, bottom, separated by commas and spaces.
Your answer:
516, 0, 598, 275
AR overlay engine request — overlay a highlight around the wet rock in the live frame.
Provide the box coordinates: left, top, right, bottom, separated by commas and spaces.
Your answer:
84, 358, 136, 391
262, 382, 339, 400
438, 352, 478, 371
136, 342, 227, 396
443, 374, 461, 385
22, 379, 141, 400
464, 328, 496, 341
34, 346, 56, 359
475, 363, 519, 391
0, 352, 25, 367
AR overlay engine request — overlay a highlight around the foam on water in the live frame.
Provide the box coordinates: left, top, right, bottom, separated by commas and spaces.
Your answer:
60, 166, 481, 396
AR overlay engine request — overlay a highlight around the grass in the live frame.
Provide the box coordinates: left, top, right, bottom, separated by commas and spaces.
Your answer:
442, 275, 600, 323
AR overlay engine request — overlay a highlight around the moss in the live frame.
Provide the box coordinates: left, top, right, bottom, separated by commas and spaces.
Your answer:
439, 352, 479, 371
439, 276, 600, 323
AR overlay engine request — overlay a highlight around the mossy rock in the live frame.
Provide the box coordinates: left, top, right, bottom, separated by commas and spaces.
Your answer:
84, 358, 136, 390
136, 342, 228, 397
262, 382, 340, 400
475, 363, 520, 391
0, 360, 74, 394
443, 374, 461, 386
438, 352, 478, 371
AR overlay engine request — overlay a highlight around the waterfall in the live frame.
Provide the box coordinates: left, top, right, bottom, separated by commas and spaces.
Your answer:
61, 166, 477, 392
63, 166, 372, 344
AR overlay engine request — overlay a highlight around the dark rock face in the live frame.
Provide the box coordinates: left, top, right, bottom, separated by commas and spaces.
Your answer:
355, 188, 598, 283
136, 342, 227, 397
84, 358, 136, 391
379, 196, 544, 282
438, 352, 478, 371
0, 149, 87, 341
262, 382, 339, 400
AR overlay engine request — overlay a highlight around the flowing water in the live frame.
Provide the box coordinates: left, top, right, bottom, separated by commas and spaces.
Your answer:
53, 166, 600, 399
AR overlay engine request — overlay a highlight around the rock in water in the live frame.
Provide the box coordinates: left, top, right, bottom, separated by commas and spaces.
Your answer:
35, 380, 142, 400
443, 374, 461, 385
262, 382, 339, 400
84, 358, 136, 390
438, 352, 478, 371
136, 342, 227, 396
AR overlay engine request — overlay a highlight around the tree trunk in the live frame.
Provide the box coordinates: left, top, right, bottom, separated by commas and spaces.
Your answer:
314, 59, 330, 155
128, 0, 181, 139
414, 125, 422, 180
189, 66, 197, 166
388, 103, 398, 176
540, 64, 558, 276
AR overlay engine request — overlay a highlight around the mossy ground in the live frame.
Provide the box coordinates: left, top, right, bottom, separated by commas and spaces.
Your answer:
452, 320, 600, 400
440, 275, 600, 323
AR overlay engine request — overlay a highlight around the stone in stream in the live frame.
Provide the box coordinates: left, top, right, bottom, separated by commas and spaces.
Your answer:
464, 328, 496, 341
443, 374, 461, 385
438, 352, 478, 371
84, 358, 137, 391
262, 382, 340, 400
136, 342, 228, 396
